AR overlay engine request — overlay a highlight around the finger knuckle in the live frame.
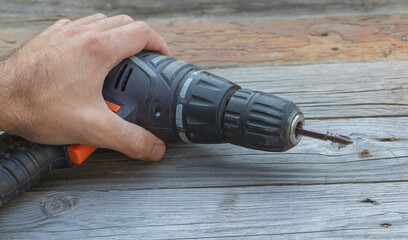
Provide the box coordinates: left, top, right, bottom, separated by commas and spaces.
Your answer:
131, 133, 153, 159
97, 18, 108, 28
82, 34, 108, 55
117, 14, 133, 23
56, 18, 71, 25
66, 25, 87, 36
92, 13, 107, 19
133, 21, 150, 31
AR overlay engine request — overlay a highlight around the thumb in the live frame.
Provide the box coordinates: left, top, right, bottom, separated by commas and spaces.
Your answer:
94, 111, 166, 161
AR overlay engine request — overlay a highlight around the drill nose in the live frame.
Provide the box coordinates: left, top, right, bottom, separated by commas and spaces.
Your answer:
289, 113, 305, 146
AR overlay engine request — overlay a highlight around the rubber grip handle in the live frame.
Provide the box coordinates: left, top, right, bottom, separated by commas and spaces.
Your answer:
0, 136, 71, 206
66, 100, 121, 164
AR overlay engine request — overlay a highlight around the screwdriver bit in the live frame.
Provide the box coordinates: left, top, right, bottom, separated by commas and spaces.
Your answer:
296, 126, 353, 145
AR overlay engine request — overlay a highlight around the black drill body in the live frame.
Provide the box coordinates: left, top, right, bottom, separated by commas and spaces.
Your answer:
0, 51, 304, 206
104, 51, 303, 151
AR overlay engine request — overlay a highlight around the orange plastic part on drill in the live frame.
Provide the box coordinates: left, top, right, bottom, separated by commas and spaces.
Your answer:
67, 100, 121, 164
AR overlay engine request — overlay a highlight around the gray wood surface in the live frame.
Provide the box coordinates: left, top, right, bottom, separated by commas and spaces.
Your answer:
0, 61, 407, 239
2, 183, 408, 240
2, 0, 408, 239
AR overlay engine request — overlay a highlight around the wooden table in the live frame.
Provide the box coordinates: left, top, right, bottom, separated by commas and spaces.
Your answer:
1, 1, 408, 239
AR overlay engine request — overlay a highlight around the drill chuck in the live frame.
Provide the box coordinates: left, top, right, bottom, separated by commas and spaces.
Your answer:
224, 89, 304, 152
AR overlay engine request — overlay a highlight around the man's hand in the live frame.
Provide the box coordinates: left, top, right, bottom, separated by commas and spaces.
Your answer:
0, 14, 170, 161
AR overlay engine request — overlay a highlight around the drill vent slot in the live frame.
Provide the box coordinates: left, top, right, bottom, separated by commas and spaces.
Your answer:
114, 64, 128, 90
121, 68, 133, 91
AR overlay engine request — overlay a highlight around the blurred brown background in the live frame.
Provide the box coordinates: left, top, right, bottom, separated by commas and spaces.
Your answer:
3, 0, 408, 68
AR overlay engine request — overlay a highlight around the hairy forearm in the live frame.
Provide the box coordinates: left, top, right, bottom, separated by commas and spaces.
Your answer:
0, 58, 13, 133
0, 55, 35, 137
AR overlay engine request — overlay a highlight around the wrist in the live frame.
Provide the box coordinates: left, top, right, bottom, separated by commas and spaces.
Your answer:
0, 59, 17, 133
0, 56, 42, 139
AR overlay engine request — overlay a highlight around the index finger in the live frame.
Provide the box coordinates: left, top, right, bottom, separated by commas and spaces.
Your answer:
101, 21, 171, 67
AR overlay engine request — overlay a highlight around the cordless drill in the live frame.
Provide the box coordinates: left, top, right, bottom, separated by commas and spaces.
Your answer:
0, 51, 351, 206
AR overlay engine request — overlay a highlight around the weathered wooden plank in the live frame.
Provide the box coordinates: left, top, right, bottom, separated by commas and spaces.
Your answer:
4, 12, 408, 67
28, 117, 407, 191
2, 0, 408, 19
211, 62, 408, 119
153, 16, 408, 68
1, 182, 408, 239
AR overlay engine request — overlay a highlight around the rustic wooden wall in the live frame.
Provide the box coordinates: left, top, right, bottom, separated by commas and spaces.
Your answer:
3, 0, 408, 68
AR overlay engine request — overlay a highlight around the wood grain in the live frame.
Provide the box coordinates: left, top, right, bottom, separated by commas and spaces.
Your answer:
28, 117, 407, 192
1, 1, 408, 239
3, 2, 408, 67
1, 183, 408, 239
211, 61, 408, 119
153, 15, 408, 68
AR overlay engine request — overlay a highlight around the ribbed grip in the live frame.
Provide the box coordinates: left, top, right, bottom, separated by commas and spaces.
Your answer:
224, 89, 303, 152
0, 135, 72, 206
179, 71, 240, 143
